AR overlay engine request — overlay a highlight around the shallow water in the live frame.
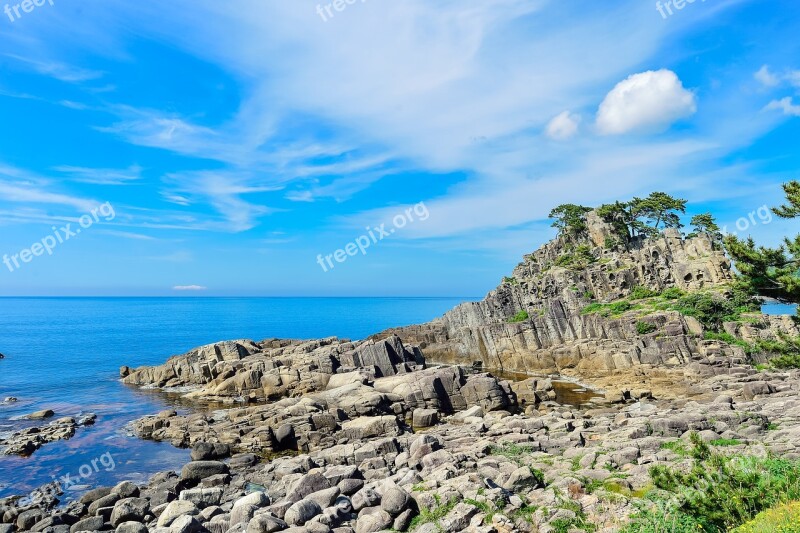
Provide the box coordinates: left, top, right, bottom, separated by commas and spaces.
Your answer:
761, 302, 798, 316
481, 369, 604, 407
0, 296, 472, 499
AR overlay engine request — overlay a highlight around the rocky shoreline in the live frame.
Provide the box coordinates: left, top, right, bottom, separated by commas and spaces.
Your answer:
3, 213, 800, 532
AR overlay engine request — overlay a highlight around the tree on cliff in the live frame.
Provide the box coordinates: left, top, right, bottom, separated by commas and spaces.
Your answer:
639, 192, 687, 233
724, 180, 800, 303
597, 192, 686, 242
548, 204, 593, 238
688, 213, 723, 243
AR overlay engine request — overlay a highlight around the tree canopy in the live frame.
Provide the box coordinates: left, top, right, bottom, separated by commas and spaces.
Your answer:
597, 192, 687, 242
548, 204, 592, 238
724, 180, 800, 303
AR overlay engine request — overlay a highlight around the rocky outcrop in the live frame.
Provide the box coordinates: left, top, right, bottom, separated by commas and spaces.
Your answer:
376, 214, 799, 377
0, 413, 96, 456
121, 336, 424, 404
126, 341, 515, 456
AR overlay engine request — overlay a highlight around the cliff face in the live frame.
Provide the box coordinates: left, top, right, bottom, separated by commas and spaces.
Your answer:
381, 213, 797, 376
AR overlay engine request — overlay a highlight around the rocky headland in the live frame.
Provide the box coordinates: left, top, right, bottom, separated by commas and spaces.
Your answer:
3, 210, 800, 533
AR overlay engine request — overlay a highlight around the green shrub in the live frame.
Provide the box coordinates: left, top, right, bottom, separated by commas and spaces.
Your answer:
733, 501, 800, 533
660, 287, 686, 300
630, 286, 659, 300
609, 301, 633, 315
668, 289, 759, 330
704, 331, 737, 343
508, 310, 530, 323
645, 432, 800, 531
636, 321, 657, 335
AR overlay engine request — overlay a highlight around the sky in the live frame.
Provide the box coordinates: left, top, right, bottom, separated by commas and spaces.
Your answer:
0, 0, 798, 296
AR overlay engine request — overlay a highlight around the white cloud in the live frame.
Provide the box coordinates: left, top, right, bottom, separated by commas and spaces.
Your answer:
755, 65, 780, 88
54, 164, 142, 185
545, 111, 580, 140
596, 69, 697, 135
766, 97, 800, 117
5, 54, 103, 83
173, 285, 207, 291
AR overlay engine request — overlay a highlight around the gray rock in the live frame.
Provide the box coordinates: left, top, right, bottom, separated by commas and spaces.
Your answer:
284, 499, 322, 526
112, 482, 140, 499
412, 409, 439, 428
110, 498, 150, 527
170, 514, 202, 533
246, 514, 287, 533
354, 509, 392, 533
380, 485, 410, 516
190, 442, 231, 461
69, 516, 105, 533
179, 487, 224, 508
180, 462, 230, 485
115, 522, 148, 533
157, 500, 200, 528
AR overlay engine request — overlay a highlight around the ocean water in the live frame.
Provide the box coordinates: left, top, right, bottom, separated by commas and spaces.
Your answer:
0, 297, 473, 499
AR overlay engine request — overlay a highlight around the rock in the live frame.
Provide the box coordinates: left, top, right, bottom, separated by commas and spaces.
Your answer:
284, 499, 322, 526
115, 522, 147, 533
380, 485, 410, 516
112, 481, 140, 499
110, 498, 149, 527
743, 381, 776, 400
179, 487, 224, 508
2, 397, 16, 403
180, 461, 230, 484
412, 409, 439, 428
190, 442, 231, 461
157, 501, 199, 528
354, 509, 392, 533
246, 514, 287, 533
80, 487, 113, 505
69, 516, 105, 533
233, 492, 270, 509
170, 514, 202, 533
25, 410, 54, 420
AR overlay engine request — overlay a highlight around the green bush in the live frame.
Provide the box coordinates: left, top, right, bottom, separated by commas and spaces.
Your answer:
508, 310, 530, 323
669, 289, 759, 330
660, 287, 686, 300
609, 301, 633, 314
630, 286, 659, 300
636, 321, 657, 335
643, 432, 800, 531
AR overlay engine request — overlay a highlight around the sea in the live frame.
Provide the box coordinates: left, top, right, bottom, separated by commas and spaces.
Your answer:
0, 297, 474, 499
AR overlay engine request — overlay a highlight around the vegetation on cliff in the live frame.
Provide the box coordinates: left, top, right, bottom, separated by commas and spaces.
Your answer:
725, 180, 800, 304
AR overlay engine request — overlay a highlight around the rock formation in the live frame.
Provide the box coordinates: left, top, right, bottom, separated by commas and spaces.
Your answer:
378, 212, 799, 379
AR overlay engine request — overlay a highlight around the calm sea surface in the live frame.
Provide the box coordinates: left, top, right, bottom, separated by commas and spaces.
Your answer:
0, 297, 473, 498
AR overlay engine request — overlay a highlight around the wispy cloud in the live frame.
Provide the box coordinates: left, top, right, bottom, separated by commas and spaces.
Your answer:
5, 54, 104, 83
54, 164, 143, 185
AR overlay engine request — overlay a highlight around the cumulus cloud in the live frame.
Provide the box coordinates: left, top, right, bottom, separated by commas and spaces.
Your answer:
596, 69, 697, 135
766, 97, 800, 117
172, 285, 207, 291
545, 111, 581, 140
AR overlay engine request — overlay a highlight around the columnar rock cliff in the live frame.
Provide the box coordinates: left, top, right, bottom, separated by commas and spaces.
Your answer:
379, 213, 798, 376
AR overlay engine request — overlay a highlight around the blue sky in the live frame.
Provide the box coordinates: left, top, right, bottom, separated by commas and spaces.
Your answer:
0, 0, 798, 296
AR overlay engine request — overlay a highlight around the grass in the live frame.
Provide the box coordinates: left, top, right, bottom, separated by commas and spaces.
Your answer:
489, 442, 538, 463
508, 310, 530, 323
733, 501, 800, 533
636, 321, 658, 335
710, 438, 742, 447
408, 494, 459, 531
659, 440, 689, 457
622, 432, 800, 532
